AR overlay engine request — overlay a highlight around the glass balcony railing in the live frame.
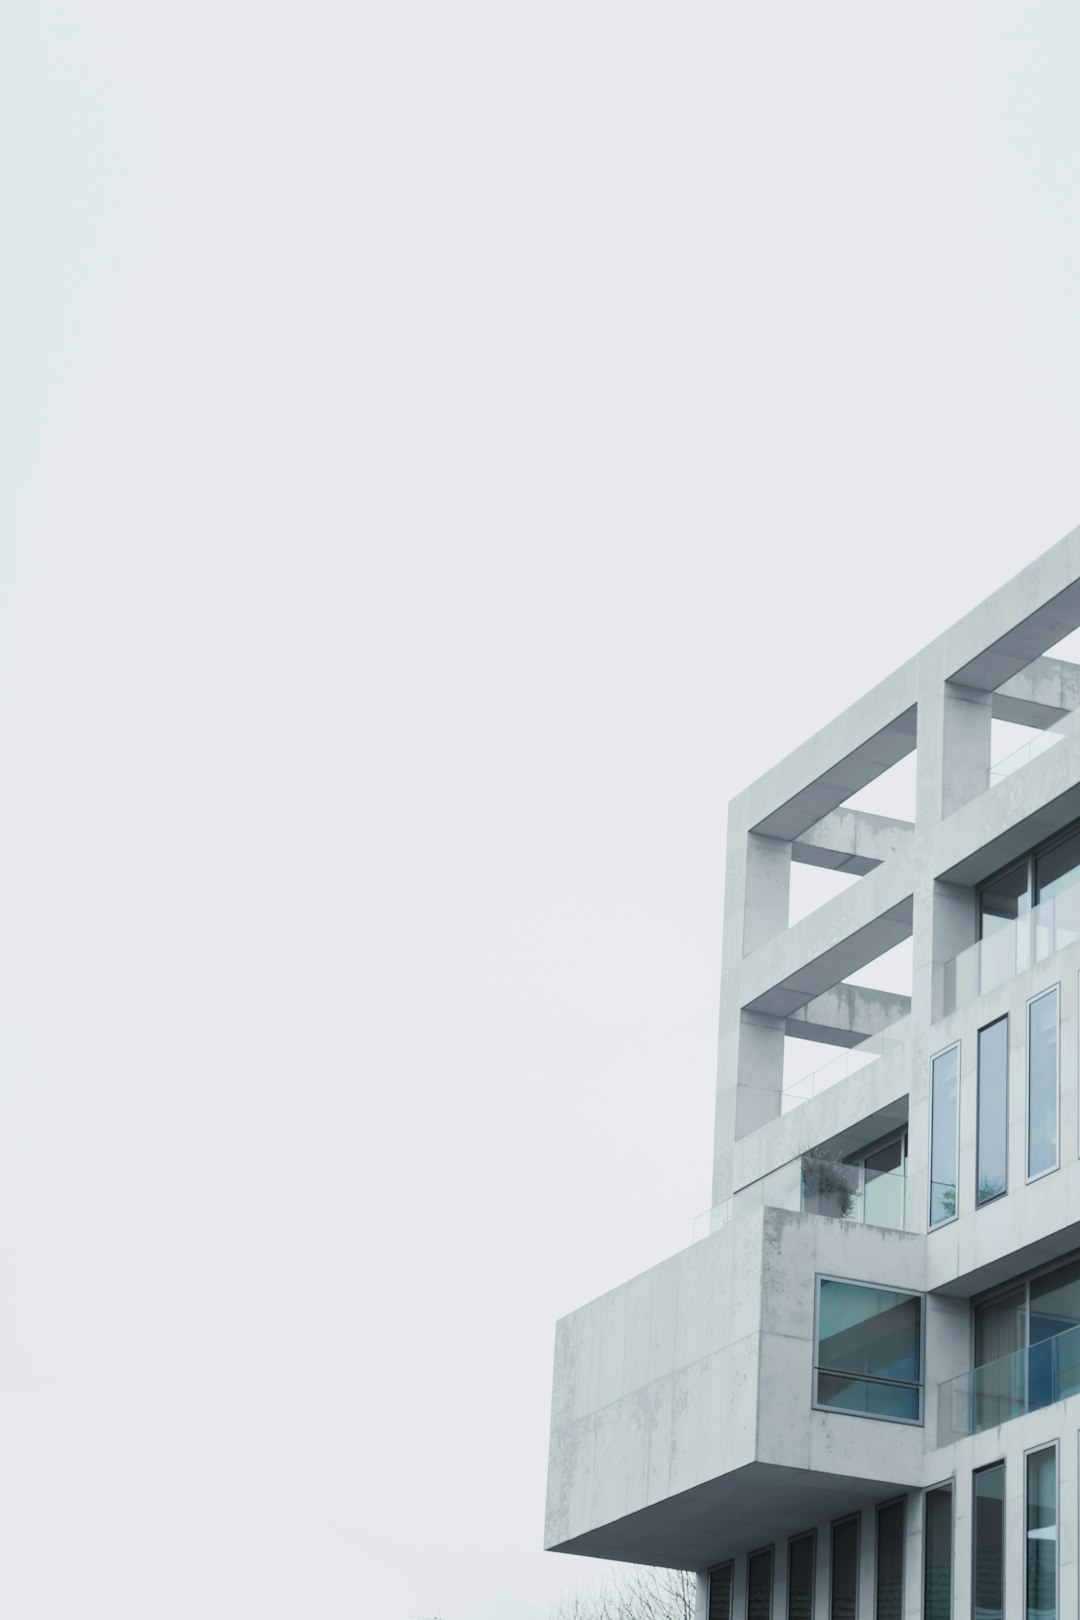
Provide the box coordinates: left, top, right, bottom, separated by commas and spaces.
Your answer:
781, 1026, 906, 1113
942, 876, 1080, 1016
937, 1323, 1080, 1446
988, 728, 1063, 785
693, 1154, 912, 1241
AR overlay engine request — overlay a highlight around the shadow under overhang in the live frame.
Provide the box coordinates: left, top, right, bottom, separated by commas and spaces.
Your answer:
546, 1460, 921, 1572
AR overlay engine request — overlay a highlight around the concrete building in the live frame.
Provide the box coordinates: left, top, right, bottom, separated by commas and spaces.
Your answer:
544, 528, 1080, 1618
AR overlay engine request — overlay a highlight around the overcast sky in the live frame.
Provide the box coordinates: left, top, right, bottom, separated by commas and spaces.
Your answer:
4, 5, 1080, 1617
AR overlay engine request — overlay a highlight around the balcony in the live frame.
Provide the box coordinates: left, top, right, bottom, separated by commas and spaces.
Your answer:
942, 873, 1080, 1016
937, 1323, 1080, 1445
694, 1151, 913, 1241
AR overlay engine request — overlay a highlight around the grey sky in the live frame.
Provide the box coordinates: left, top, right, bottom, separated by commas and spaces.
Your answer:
4, 5, 1080, 1616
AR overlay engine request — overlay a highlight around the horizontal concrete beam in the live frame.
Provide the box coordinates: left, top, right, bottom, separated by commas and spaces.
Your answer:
739, 854, 915, 1019
791, 808, 913, 875
936, 704, 1080, 886
950, 569, 1080, 691
785, 984, 911, 1047
991, 655, 1080, 727
750, 706, 917, 843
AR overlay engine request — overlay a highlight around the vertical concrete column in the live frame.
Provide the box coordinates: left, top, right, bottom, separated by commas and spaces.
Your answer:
940, 682, 993, 819
714, 809, 790, 1203
693, 1572, 708, 1620
929, 880, 978, 1022
742, 832, 791, 955
734, 1010, 785, 1140
912, 664, 987, 1030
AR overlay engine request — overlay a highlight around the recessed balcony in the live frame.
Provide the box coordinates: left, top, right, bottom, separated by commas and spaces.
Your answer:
937, 1322, 1080, 1445
942, 872, 1080, 1016
695, 1146, 913, 1242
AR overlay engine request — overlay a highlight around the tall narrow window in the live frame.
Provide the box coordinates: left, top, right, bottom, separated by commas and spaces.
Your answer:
1027, 987, 1059, 1178
708, 1562, 733, 1620
1026, 1446, 1056, 1620
924, 1486, 952, 1620
747, 1547, 773, 1620
977, 1017, 1008, 1204
973, 1463, 1004, 1620
830, 1516, 858, 1620
874, 1498, 904, 1620
788, 1532, 814, 1620
930, 1045, 959, 1225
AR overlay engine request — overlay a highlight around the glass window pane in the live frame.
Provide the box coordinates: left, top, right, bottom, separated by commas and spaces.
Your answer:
981, 862, 1029, 934
830, 1516, 858, 1620
875, 1498, 904, 1620
977, 1018, 1008, 1205
973, 1464, 1004, 1620
1030, 1257, 1080, 1342
818, 1281, 921, 1382
788, 1532, 814, 1620
1035, 829, 1080, 902
924, 1487, 952, 1620
708, 1562, 733, 1620
816, 1372, 920, 1422
930, 1047, 959, 1224
863, 1137, 906, 1231
1026, 1447, 1056, 1620
1028, 989, 1058, 1178
747, 1547, 773, 1620
975, 1287, 1027, 1365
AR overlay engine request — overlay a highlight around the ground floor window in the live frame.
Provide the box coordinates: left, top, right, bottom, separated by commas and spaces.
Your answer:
787, 1531, 814, 1620
746, 1546, 772, 1620
973, 1462, 1004, 1620
924, 1485, 953, 1620
1026, 1446, 1056, 1620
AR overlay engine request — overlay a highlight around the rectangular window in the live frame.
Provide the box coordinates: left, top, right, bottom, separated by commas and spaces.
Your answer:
830, 1516, 858, 1620
1027, 987, 1059, 1178
973, 1463, 1004, 1620
923, 1486, 952, 1620
874, 1498, 904, 1620
708, 1562, 733, 1620
746, 1547, 772, 1620
976, 1017, 1008, 1204
787, 1532, 815, 1620
930, 1045, 959, 1225
1026, 1446, 1056, 1620
816, 1278, 922, 1422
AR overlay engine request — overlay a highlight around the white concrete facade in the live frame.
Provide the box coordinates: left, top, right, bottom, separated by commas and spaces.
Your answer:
545, 526, 1080, 1618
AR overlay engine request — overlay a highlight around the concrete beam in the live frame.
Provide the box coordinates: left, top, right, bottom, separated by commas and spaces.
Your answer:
739, 854, 915, 1019
949, 570, 1080, 691
750, 706, 917, 843
935, 703, 1080, 886
791, 808, 913, 875
785, 984, 911, 1047
991, 655, 1080, 728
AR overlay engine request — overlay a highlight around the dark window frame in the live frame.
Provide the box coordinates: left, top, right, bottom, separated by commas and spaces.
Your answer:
829, 1513, 860, 1620
873, 1496, 905, 1620
976, 1015, 1009, 1207
922, 1483, 954, 1620
706, 1560, 734, 1620
929, 1042, 961, 1230
977, 815, 1080, 938
1024, 1442, 1058, 1620
786, 1529, 816, 1620
813, 1275, 925, 1427
1026, 983, 1060, 1183
745, 1545, 774, 1620
972, 1461, 1005, 1620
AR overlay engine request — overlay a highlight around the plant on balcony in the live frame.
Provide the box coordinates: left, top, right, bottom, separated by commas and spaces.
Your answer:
800, 1151, 858, 1219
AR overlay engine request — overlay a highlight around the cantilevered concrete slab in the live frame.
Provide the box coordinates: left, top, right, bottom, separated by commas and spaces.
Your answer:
791, 808, 913, 875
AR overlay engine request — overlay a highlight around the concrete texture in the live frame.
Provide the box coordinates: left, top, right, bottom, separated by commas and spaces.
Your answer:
545, 523, 1080, 1613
